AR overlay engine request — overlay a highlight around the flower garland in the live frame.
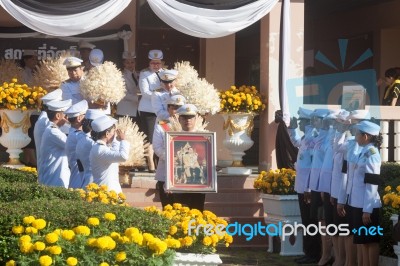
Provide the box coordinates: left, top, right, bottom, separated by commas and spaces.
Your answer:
80, 61, 126, 104
174, 61, 220, 115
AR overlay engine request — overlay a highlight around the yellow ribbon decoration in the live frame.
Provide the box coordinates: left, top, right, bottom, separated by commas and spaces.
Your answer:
223, 114, 254, 137
1, 111, 31, 134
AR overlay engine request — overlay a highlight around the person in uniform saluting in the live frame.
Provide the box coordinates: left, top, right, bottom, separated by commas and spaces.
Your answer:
64, 100, 89, 189
38, 99, 72, 188
34, 89, 63, 175
61, 57, 85, 104
90, 115, 130, 194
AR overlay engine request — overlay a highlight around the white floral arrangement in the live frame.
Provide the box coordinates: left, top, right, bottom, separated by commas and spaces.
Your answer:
0, 59, 23, 84
174, 61, 220, 115
32, 51, 70, 91
116, 116, 148, 167
80, 61, 126, 104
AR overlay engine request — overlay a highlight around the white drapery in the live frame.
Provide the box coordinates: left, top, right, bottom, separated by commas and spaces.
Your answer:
147, 0, 279, 38
0, 0, 131, 36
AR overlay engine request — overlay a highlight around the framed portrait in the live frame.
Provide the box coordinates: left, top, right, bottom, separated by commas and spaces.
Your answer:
165, 131, 217, 193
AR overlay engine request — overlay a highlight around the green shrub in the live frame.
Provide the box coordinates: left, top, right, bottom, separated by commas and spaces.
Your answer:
0, 181, 82, 202
0, 167, 37, 184
381, 162, 400, 185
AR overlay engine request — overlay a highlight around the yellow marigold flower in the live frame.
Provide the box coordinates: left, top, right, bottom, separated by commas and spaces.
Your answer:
61, 230, 75, 241
19, 242, 33, 253
39, 255, 52, 266
203, 236, 212, 246
32, 219, 46, 230
396, 185, 400, 192
73, 225, 90, 236
87, 238, 97, 247
100, 184, 108, 191
182, 236, 193, 247
87, 217, 100, 226
165, 238, 181, 248
45, 232, 58, 244
169, 225, 178, 235
33, 241, 46, 251
115, 251, 127, 262
12, 225, 24, 234
110, 232, 120, 240
23, 216, 35, 225
99, 263, 109, 266
48, 245, 62, 255
19, 234, 31, 244
25, 226, 38, 234
6, 260, 16, 266
66, 257, 78, 266
385, 186, 392, 192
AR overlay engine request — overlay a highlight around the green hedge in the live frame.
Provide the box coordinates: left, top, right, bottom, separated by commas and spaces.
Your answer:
0, 167, 173, 264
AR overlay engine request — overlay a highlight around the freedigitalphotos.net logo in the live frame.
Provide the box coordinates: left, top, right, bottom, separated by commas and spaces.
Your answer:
188, 220, 383, 241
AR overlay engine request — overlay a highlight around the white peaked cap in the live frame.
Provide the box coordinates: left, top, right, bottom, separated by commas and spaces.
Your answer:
85, 109, 106, 120
148, 49, 163, 60
167, 94, 186, 106
63, 57, 83, 68
177, 104, 198, 116
298, 107, 313, 119
91, 115, 117, 132
41, 89, 62, 104
78, 40, 96, 50
89, 49, 104, 67
355, 120, 380, 136
46, 99, 72, 112
158, 69, 178, 82
336, 110, 351, 124
64, 100, 88, 118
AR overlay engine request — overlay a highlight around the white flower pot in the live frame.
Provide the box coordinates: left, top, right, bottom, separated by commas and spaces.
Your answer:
261, 193, 304, 256
173, 252, 222, 266
221, 113, 255, 175
0, 109, 32, 165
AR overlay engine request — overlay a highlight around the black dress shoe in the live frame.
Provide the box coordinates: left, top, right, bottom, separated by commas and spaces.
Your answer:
297, 256, 319, 264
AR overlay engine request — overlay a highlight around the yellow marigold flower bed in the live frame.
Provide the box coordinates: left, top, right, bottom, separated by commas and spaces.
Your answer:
253, 168, 296, 195
219, 85, 266, 114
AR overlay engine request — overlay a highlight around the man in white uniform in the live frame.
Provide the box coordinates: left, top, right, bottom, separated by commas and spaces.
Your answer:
38, 99, 72, 188
152, 69, 181, 121
90, 115, 130, 193
34, 89, 63, 174
76, 109, 105, 189
138, 49, 164, 172
64, 100, 88, 189
78, 40, 96, 71
117, 51, 140, 123
60, 57, 84, 104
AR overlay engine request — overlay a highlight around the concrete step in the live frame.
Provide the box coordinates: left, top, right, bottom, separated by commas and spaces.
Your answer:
205, 202, 264, 217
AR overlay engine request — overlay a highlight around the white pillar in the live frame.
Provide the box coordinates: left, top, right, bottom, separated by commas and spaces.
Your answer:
380, 120, 389, 163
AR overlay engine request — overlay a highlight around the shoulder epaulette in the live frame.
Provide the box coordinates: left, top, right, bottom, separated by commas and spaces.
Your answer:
369, 147, 377, 155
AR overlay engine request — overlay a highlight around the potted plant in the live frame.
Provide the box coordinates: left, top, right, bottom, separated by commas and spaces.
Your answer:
218, 85, 266, 174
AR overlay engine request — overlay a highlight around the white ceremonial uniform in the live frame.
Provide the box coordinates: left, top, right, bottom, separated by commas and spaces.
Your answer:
66, 128, 84, 188
61, 80, 84, 104
308, 129, 329, 191
317, 127, 336, 193
117, 69, 140, 117
289, 125, 314, 193
38, 122, 70, 188
34, 111, 50, 173
337, 137, 360, 205
330, 131, 348, 199
347, 143, 382, 212
138, 69, 163, 113
76, 132, 95, 189
152, 87, 180, 121
153, 121, 170, 182
90, 139, 130, 194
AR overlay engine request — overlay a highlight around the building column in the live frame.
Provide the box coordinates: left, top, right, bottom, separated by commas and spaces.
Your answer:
259, 0, 305, 171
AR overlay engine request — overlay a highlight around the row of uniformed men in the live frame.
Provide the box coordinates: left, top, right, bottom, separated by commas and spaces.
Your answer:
288, 108, 382, 265
34, 89, 130, 194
